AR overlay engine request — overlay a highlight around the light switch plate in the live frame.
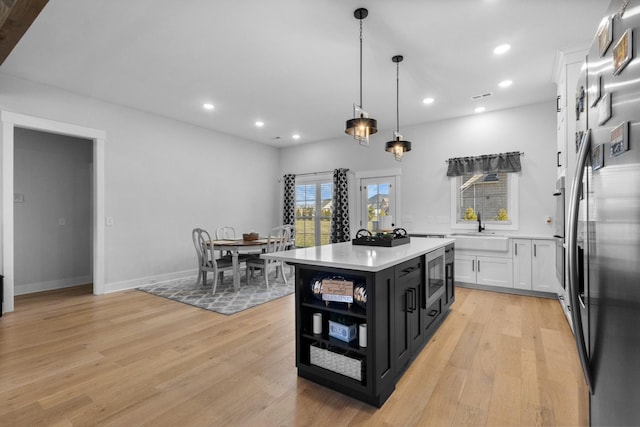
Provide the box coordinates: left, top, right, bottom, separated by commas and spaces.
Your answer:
106, 216, 114, 226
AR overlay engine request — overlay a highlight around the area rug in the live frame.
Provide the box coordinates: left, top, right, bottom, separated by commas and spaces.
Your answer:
137, 270, 294, 315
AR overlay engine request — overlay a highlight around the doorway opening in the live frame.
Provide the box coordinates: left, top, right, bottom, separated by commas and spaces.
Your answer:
14, 128, 93, 295
1, 111, 106, 313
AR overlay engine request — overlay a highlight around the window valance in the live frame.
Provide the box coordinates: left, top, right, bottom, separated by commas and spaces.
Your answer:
446, 151, 522, 177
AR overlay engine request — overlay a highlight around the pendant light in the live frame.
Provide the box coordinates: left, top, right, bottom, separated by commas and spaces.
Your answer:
385, 55, 412, 161
345, 8, 377, 146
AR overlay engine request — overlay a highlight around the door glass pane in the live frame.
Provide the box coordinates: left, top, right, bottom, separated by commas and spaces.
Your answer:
295, 181, 333, 247
319, 182, 332, 245
296, 184, 315, 247
365, 181, 392, 232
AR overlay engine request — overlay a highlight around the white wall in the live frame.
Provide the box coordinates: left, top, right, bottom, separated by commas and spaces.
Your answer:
14, 128, 92, 294
1, 73, 280, 292
279, 102, 558, 237
0, 70, 557, 300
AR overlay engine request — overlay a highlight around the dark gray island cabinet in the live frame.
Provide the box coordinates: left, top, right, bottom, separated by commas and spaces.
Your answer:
263, 238, 455, 407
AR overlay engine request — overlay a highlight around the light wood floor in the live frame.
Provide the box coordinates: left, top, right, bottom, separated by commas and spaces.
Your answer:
0, 284, 589, 426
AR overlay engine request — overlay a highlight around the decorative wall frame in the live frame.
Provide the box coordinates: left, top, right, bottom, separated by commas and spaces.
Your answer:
610, 121, 629, 157
598, 92, 612, 125
613, 29, 633, 75
592, 143, 604, 171
598, 15, 613, 57
576, 130, 584, 153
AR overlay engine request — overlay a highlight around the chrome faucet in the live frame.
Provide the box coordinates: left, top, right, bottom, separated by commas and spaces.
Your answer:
477, 212, 485, 232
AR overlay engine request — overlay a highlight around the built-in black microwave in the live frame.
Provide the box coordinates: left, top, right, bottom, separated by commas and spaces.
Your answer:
425, 247, 445, 308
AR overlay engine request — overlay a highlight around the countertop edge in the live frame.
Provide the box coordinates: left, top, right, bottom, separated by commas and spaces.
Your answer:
262, 238, 454, 272
411, 232, 558, 240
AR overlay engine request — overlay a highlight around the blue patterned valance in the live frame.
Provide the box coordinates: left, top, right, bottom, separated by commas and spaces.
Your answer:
446, 151, 522, 177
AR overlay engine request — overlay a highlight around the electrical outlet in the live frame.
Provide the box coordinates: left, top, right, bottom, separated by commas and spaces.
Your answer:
58, 217, 66, 226
106, 216, 114, 226
14, 194, 24, 203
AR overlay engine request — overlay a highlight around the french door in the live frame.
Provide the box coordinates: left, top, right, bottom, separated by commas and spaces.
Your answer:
360, 176, 397, 233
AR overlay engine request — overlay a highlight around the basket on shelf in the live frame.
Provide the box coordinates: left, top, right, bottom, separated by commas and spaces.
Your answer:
309, 344, 364, 381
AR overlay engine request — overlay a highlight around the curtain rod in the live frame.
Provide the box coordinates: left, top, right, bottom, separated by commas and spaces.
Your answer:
444, 151, 524, 163
277, 169, 351, 182
295, 170, 335, 176
289, 169, 350, 176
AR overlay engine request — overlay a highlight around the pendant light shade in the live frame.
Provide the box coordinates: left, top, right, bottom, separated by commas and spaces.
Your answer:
385, 55, 412, 161
345, 8, 377, 146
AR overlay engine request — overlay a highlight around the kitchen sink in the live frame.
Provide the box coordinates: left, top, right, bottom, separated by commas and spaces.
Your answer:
448, 232, 509, 251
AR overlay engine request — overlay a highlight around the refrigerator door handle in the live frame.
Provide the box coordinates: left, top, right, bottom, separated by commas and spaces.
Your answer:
567, 128, 593, 393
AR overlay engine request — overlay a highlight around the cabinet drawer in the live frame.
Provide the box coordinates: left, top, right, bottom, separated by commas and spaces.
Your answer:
395, 257, 423, 281
424, 297, 442, 331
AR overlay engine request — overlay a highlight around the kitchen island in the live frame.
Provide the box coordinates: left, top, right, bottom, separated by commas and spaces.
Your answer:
263, 237, 455, 407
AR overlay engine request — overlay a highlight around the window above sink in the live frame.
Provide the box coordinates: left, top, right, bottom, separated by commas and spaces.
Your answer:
449, 172, 519, 231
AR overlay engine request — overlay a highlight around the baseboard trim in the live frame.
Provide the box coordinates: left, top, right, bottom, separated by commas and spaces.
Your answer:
455, 281, 557, 299
14, 275, 92, 295
105, 269, 198, 293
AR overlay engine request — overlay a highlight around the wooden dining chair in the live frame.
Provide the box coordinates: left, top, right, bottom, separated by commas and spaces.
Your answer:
215, 226, 237, 258
281, 224, 297, 275
215, 225, 256, 283
282, 224, 296, 250
192, 228, 234, 294
245, 225, 291, 288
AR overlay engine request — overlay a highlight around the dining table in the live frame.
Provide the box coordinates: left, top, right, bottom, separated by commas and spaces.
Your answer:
209, 238, 271, 292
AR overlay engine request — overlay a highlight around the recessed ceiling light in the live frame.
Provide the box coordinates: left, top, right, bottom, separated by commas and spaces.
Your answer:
255, 121, 264, 127
422, 97, 435, 105
292, 134, 301, 140
498, 80, 513, 88
202, 103, 214, 110
493, 44, 511, 55
475, 106, 486, 113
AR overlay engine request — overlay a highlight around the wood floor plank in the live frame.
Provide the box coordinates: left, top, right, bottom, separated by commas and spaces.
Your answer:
0, 284, 589, 426
486, 371, 522, 426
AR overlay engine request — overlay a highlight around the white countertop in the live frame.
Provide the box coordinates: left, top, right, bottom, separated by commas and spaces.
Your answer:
262, 238, 454, 272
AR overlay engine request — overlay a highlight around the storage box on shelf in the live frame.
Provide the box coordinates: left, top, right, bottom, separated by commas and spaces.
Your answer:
309, 344, 364, 381
328, 320, 357, 342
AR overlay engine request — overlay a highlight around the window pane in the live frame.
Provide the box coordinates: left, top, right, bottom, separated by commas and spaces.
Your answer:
457, 173, 510, 223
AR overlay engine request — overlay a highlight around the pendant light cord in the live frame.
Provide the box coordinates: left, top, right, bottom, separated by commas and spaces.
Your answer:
396, 61, 400, 134
359, 19, 363, 110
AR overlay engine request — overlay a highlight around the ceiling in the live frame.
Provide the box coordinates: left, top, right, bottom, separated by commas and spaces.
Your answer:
1, 0, 608, 147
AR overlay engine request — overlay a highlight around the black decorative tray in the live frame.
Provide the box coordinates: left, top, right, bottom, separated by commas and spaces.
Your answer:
352, 235, 410, 247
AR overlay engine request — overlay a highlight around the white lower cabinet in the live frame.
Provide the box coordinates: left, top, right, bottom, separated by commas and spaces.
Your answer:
455, 254, 513, 288
513, 240, 533, 290
512, 239, 558, 292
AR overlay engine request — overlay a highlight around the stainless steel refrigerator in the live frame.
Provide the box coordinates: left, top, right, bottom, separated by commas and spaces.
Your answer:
567, 0, 640, 425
